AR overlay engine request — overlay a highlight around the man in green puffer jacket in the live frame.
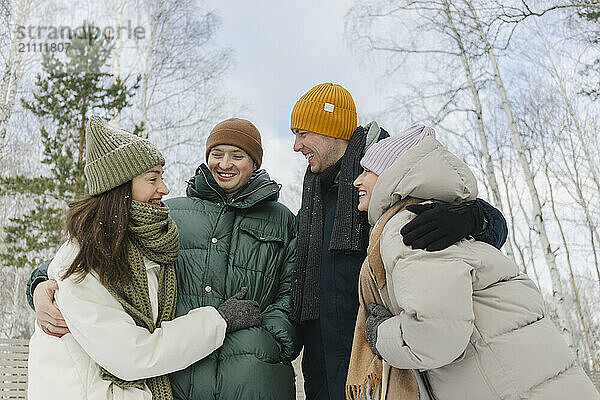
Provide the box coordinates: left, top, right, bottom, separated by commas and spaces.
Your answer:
27, 118, 301, 400
167, 118, 300, 399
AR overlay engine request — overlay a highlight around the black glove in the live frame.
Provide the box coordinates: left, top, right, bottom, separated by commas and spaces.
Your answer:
365, 303, 393, 358
217, 287, 262, 333
400, 201, 484, 252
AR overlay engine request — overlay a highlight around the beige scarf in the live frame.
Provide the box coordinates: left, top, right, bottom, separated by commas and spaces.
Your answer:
346, 198, 420, 400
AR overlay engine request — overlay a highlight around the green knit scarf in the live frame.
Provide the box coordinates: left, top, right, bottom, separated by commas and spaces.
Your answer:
100, 200, 180, 399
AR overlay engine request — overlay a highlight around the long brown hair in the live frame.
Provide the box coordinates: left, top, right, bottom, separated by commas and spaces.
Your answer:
62, 181, 133, 286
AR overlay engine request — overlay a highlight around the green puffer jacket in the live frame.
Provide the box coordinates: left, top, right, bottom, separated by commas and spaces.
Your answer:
166, 164, 301, 400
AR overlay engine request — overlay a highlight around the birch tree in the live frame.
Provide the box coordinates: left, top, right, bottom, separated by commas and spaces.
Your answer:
534, 22, 600, 196
0, 31, 137, 268
0, 0, 38, 155
462, 0, 576, 348
133, 0, 232, 136
518, 89, 597, 368
495, 0, 600, 24
102, 0, 127, 126
346, 0, 518, 260
125, 0, 235, 194
441, 0, 517, 262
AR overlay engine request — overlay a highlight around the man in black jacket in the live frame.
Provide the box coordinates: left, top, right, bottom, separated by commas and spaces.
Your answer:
289, 82, 508, 400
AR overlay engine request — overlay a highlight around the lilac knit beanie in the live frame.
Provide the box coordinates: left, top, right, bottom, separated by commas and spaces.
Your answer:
360, 124, 436, 175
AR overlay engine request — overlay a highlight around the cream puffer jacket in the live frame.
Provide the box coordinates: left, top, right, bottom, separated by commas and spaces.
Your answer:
28, 240, 227, 400
369, 136, 599, 400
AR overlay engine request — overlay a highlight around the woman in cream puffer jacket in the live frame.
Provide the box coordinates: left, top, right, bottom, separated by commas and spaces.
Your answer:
357, 133, 599, 400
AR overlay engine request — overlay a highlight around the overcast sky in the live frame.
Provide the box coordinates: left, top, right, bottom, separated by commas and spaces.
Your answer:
203, 0, 385, 202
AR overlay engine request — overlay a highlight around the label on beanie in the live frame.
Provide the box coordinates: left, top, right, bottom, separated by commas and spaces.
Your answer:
324, 102, 335, 112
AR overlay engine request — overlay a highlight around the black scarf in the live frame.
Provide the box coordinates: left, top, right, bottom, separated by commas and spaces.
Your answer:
291, 127, 368, 322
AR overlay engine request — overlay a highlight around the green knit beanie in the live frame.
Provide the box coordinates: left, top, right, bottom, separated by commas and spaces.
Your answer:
84, 115, 165, 195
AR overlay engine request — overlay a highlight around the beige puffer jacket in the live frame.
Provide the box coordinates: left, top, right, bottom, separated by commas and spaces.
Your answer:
369, 136, 599, 400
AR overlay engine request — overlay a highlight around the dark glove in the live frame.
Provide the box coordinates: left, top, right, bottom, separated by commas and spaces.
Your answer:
400, 201, 484, 252
365, 304, 393, 358
217, 287, 262, 333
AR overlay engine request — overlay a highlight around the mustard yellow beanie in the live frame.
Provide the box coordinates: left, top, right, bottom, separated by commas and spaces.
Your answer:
290, 83, 357, 140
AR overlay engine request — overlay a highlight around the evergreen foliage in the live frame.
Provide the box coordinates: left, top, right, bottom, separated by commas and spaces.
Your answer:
577, 2, 600, 99
0, 26, 139, 268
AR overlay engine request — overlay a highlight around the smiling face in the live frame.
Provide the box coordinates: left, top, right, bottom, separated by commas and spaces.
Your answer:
353, 168, 379, 212
292, 129, 349, 173
207, 144, 256, 197
131, 165, 169, 206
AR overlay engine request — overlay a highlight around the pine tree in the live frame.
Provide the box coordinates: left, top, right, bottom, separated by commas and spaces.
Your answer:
577, 2, 600, 99
0, 26, 139, 268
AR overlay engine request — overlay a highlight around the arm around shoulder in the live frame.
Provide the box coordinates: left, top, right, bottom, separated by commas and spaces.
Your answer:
473, 198, 508, 249
26, 259, 51, 310
55, 263, 226, 381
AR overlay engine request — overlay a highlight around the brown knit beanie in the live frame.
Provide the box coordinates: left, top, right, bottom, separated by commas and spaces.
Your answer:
290, 82, 357, 140
205, 118, 263, 168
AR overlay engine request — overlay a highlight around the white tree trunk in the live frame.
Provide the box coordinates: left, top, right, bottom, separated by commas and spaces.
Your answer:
9, 266, 21, 338
0, 0, 30, 154
536, 23, 600, 195
540, 133, 597, 369
536, 27, 600, 287
497, 148, 533, 272
464, 0, 574, 348
554, 134, 600, 288
140, 0, 164, 139
112, 0, 126, 127
442, 0, 516, 262
516, 191, 544, 288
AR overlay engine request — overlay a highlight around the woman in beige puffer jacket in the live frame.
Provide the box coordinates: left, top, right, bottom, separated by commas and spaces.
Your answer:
352, 127, 599, 400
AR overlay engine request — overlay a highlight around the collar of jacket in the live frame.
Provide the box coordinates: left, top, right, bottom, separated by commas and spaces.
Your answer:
186, 163, 280, 209
328, 121, 389, 186
363, 121, 389, 155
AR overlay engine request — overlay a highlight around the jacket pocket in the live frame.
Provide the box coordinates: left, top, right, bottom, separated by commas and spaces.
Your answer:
234, 225, 285, 275
259, 327, 283, 364
239, 225, 285, 244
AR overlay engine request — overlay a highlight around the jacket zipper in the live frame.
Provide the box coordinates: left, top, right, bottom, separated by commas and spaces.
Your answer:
199, 168, 227, 204
420, 371, 438, 400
